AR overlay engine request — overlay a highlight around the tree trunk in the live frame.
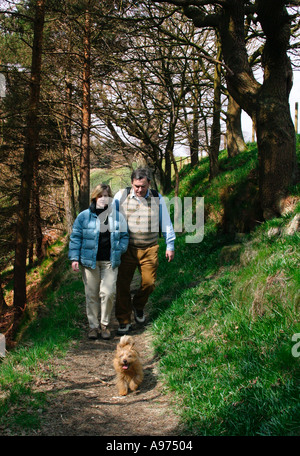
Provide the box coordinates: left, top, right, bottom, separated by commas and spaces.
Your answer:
164, 124, 179, 194
226, 94, 246, 157
79, 2, 91, 212
219, 0, 298, 217
163, 145, 172, 194
33, 161, 43, 261
254, 0, 298, 218
256, 91, 297, 219
63, 79, 76, 234
209, 33, 222, 180
190, 98, 199, 167
13, 0, 45, 315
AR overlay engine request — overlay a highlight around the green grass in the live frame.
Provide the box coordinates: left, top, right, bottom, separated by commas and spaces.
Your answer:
0, 244, 86, 433
148, 142, 300, 436
150, 227, 300, 435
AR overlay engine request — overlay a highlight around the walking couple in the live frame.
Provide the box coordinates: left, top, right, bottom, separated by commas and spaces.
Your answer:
68, 167, 175, 340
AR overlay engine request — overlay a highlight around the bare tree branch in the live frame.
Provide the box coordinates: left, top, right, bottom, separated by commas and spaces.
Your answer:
153, 0, 227, 6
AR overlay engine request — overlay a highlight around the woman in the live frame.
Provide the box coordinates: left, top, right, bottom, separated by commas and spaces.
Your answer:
68, 184, 129, 339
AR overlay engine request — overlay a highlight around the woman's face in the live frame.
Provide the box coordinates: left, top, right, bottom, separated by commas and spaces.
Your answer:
96, 190, 110, 209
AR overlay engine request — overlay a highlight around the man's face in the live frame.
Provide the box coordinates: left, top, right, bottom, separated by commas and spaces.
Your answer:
132, 177, 150, 198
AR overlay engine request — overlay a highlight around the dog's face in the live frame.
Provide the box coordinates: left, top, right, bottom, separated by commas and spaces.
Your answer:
116, 345, 138, 371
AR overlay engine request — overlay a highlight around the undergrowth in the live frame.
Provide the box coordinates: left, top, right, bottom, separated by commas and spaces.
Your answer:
0, 243, 86, 433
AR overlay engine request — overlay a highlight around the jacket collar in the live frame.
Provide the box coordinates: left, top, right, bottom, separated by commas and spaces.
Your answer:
90, 200, 112, 215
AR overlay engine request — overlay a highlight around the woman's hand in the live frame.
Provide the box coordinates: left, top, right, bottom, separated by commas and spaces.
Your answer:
72, 261, 79, 272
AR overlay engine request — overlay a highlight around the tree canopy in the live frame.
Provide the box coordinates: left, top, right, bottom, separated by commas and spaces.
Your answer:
0, 0, 299, 332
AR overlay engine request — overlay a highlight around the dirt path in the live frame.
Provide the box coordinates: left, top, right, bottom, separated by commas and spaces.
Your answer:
34, 322, 181, 436
32, 274, 183, 437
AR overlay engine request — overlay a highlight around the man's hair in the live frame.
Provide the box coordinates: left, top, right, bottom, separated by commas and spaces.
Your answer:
131, 167, 151, 182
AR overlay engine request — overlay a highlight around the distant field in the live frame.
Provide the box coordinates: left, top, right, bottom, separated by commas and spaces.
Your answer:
90, 155, 190, 195
90, 167, 132, 194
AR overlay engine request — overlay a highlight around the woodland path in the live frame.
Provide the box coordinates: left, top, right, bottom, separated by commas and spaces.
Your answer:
31, 274, 183, 436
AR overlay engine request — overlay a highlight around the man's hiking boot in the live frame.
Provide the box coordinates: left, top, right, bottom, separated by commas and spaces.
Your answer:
117, 323, 132, 335
134, 308, 146, 325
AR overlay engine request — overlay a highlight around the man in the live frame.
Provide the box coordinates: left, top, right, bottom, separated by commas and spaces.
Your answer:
114, 167, 175, 335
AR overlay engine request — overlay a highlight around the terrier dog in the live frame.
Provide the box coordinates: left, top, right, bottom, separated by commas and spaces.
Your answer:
113, 335, 143, 396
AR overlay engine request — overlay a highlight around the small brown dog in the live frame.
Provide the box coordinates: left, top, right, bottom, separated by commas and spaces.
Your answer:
113, 335, 143, 396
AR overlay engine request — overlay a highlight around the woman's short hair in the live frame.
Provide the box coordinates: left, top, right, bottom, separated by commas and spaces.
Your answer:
90, 183, 113, 201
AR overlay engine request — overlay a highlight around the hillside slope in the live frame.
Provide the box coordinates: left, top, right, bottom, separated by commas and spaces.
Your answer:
149, 141, 300, 435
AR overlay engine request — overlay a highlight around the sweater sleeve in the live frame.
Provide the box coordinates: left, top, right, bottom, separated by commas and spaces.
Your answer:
159, 194, 176, 251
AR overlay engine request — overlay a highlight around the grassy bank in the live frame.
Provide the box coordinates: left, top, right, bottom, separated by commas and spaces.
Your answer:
0, 243, 86, 433
150, 222, 299, 435
149, 143, 300, 435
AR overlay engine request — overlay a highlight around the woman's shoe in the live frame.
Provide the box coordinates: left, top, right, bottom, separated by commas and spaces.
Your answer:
88, 328, 98, 340
100, 324, 111, 339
